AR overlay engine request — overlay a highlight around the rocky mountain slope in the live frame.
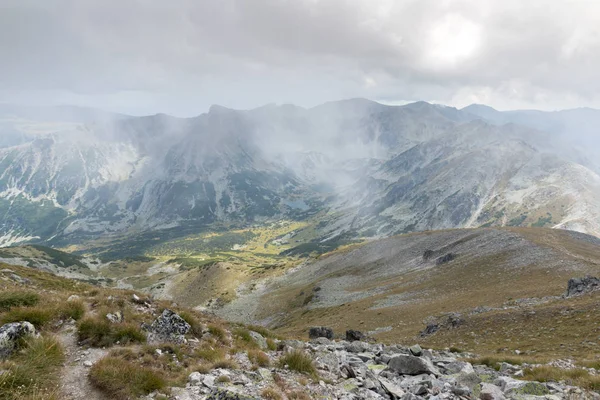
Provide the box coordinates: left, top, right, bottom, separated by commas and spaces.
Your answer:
2, 100, 600, 251
2, 259, 600, 400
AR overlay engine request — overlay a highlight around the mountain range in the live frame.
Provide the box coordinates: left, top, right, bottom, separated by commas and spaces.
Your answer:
1, 100, 600, 253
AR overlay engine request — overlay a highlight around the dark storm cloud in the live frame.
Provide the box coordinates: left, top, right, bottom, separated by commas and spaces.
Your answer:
1, 0, 599, 115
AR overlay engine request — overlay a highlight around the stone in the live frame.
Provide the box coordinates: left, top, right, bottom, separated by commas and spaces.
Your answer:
83, 360, 93, 367
0, 322, 36, 358
67, 295, 80, 302
145, 309, 190, 344
435, 253, 456, 265
206, 388, 258, 399
409, 344, 423, 356
106, 311, 124, 323
480, 383, 506, 400
248, 331, 267, 349
566, 276, 600, 297
379, 376, 406, 398
442, 360, 475, 375
387, 355, 440, 376
346, 329, 366, 342
189, 372, 204, 385
203, 375, 216, 388
309, 326, 334, 340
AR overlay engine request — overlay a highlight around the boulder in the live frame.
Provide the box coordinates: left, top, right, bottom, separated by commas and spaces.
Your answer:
346, 329, 366, 342
480, 383, 506, 400
387, 355, 440, 376
566, 276, 600, 297
145, 309, 190, 343
0, 322, 36, 358
309, 326, 334, 340
248, 331, 267, 349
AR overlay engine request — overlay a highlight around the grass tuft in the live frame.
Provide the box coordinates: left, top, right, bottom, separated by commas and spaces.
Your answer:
278, 350, 316, 376
523, 366, 600, 390
89, 356, 166, 400
77, 317, 145, 347
248, 349, 271, 367
0, 306, 55, 329
0, 291, 39, 311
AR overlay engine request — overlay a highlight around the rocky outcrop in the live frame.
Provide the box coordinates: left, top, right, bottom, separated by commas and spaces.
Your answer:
566, 276, 600, 297
309, 326, 333, 340
143, 309, 190, 344
0, 321, 36, 358
386, 354, 440, 376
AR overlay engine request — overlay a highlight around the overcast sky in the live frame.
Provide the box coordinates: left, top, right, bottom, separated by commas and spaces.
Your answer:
1, 0, 600, 116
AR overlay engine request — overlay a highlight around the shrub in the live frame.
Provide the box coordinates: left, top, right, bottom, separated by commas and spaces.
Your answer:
0, 335, 64, 399
248, 350, 271, 367
0, 291, 39, 311
278, 350, 316, 375
89, 356, 166, 400
523, 366, 600, 390
0, 306, 55, 329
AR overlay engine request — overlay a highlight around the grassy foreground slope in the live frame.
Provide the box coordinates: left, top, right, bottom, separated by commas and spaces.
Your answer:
220, 227, 600, 360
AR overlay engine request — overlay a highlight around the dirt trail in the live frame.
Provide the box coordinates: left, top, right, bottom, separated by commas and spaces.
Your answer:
57, 323, 108, 400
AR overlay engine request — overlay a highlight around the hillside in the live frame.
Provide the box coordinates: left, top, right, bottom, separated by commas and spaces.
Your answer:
218, 227, 600, 359
4, 256, 600, 400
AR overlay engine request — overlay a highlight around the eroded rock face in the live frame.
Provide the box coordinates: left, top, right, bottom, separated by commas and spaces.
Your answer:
0, 321, 36, 358
566, 276, 600, 297
309, 326, 334, 340
144, 309, 190, 343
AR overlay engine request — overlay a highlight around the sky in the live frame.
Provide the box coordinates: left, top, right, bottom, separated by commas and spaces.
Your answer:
1, 0, 600, 117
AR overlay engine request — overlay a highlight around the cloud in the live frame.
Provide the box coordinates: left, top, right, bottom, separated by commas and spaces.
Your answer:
1, 0, 599, 115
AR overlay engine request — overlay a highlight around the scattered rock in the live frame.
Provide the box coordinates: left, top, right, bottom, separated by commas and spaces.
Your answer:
206, 388, 258, 399
83, 360, 93, 367
420, 313, 464, 337
480, 382, 506, 400
144, 309, 190, 343
309, 326, 334, 340
0, 322, 36, 358
566, 276, 600, 297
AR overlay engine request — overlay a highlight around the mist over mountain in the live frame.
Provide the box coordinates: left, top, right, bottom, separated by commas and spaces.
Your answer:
1, 99, 600, 250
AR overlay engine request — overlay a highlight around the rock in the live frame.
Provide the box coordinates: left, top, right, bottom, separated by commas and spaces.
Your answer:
480, 383, 506, 400
248, 331, 267, 349
145, 309, 191, 343
387, 355, 440, 376
106, 311, 124, 324
409, 345, 423, 356
566, 276, 600, 297
189, 372, 204, 385
67, 295, 80, 302
441, 360, 475, 375
309, 326, 334, 340
203, 375, 216, 388
83, 360, 93, 367
346, 330, 366, 342
206, 388, 258, 399
379, 376, 406, 398
423, 250, 435, 261
0, 322, 36, 358
9, 273, 30, 284
435, 253, 456, 265
420, 313, 464, 337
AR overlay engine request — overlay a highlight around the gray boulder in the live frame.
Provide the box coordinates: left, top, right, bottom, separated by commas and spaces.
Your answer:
566, 276, 600, 297
309, 326, 333, 340
0, 322, 36, 358
387, 355, 440, 376
206, 388, 258, 399
480, 383, 506, 400
145, 309, 190, 343
409, 344, 423, 356
248, 331, 267, 349
346, 329, 366, 342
